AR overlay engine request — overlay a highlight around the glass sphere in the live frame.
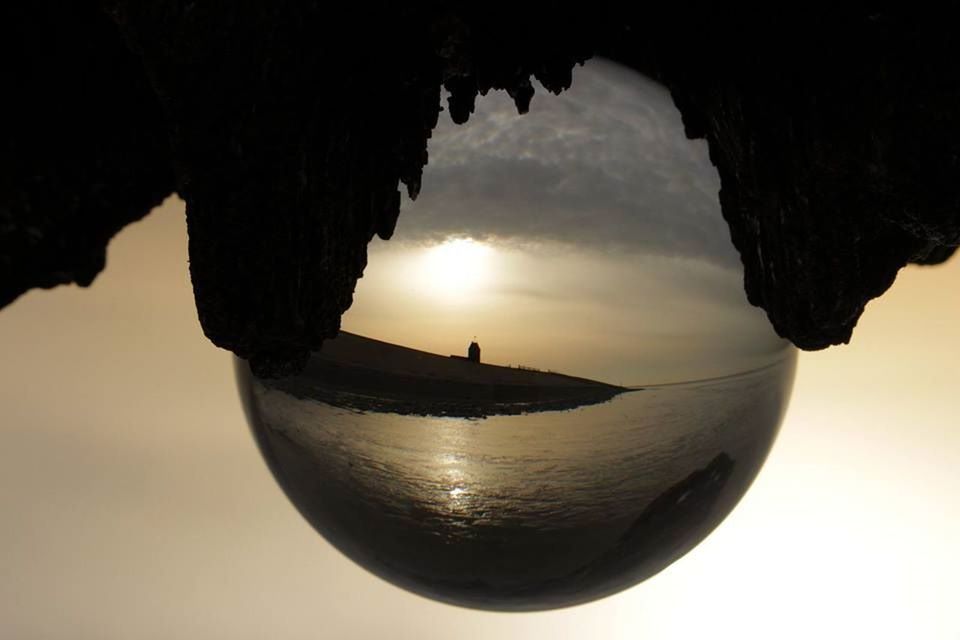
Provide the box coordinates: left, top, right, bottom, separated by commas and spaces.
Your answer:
237, 58, 796, 610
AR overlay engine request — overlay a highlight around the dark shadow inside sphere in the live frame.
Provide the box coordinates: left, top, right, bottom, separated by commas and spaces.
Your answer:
237, 353, 794, 610
236, 58, 797, 610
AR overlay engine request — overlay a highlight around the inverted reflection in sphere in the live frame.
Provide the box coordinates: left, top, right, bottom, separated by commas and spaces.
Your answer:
237, 58, 796, 610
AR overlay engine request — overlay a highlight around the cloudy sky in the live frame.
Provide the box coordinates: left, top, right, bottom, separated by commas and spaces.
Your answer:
345, 59, 786, 384
394, 60, 735, 266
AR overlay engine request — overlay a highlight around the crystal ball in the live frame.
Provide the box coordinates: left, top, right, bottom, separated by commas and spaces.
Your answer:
237, 58, 796, 610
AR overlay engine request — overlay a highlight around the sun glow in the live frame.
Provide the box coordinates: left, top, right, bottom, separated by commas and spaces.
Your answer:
416, 238, 494, 303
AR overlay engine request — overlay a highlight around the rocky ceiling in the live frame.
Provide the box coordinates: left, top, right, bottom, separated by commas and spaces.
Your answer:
3, 5, 958, 376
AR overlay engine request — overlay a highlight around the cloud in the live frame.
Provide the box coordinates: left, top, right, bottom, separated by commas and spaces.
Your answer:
395, 58, 739, 269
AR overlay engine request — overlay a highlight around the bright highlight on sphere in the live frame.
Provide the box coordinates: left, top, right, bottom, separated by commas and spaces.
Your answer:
417, 237, 493, 302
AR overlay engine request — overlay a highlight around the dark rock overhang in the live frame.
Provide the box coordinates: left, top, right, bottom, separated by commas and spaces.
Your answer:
3, 5, 957, 376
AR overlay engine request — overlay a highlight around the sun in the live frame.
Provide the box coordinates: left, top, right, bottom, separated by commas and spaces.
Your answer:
416, 237, 494, 303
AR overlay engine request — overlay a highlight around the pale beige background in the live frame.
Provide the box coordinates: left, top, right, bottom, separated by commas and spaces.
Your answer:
1, 198, 957, 639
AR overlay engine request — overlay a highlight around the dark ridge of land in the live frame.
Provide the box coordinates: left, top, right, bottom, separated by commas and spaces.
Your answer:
260, 332, 634, 418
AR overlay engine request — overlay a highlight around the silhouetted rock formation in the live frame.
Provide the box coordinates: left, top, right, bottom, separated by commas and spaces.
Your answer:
609, 10, 960, 348
3, 6, 958, 374
1, 3, 174, 308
